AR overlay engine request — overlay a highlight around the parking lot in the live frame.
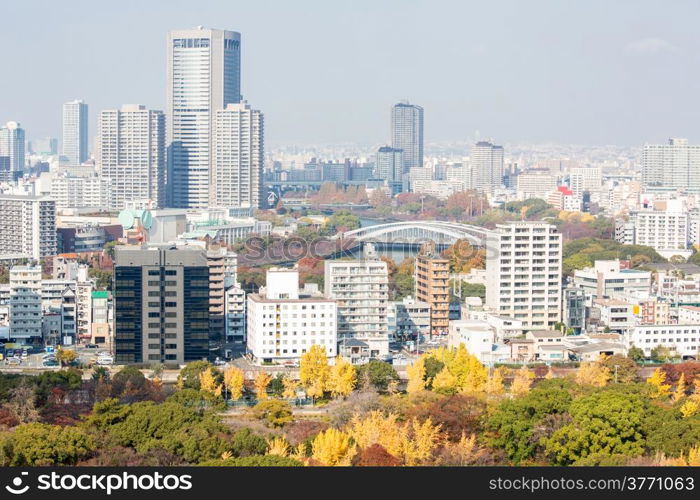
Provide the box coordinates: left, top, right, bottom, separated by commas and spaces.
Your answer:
0, 345, 114, 370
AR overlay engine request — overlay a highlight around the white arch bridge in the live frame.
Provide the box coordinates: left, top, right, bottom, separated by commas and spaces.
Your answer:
334, 221, 491, 247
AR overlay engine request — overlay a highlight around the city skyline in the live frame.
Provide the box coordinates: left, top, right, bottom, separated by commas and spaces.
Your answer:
3, 0, 700, 147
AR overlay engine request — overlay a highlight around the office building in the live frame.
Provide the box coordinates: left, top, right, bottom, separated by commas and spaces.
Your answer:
212, 102, 264, 208
485, 222, 562, 329
627, 324, 700, 359
391, 101, 423, 171
62, 100, 88, 165
324, 245, 389, 362
167, 27, 241, 208
572, 260, 651, 302
415, 242, 450, 335
375, 146, 403, 182
113, 246, 210, 364
9, 266, 42, 342
0, 121, 25, 173
0, 194, 57, 260
471, 141, 504, 194
642, 138, 700, 190
246, 268, 336, 364
97, 104, 166, 209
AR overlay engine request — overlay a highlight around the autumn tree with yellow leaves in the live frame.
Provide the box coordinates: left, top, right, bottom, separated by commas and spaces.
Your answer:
312, 428, 356, 466
510, 366, 534, 397
673, 373, 687, 402
647, 368, 671, 398
299, 344, 331, 398
422, 344, 487, 395
484, 366, 506, 396
347, 411, 444, 465
406, 357, 427, 394
282, 375, 300, 399
223, 366, 245, 400
254, 372, 273, 400
575, 361, 611, 387
328, 356, 356, 398
199, 368, 222, 397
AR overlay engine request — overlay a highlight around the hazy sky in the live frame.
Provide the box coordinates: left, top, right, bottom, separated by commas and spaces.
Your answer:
1, 0, 698, 147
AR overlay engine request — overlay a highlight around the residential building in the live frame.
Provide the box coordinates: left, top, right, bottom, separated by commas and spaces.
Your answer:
9, 266, 42, 342
206, 244, 238, 351
516, 170, 557, 199
678, 305, 700, 325
447, 319, 494, 364
525, 330, 567, 361
642, 138, 700, 191
225, 285, 246, 344
485, 221, 562, 329
547, 186, 582, 211
0, 194, 57, 260
376, 146, 403, 186
415, 242, 450, 335
0, 121, 25, 173
626, 201, 690, 258
49, 173, 112, 209
97, 104, 166, 209
627, 324, 700, 359
113, 246, 210, 364
640, 299, 671, 325
62, 100, 88, 165
246, 268, 336, 364
391, 296, 430, 341
324, 245, 389, 362
391, 101, 423, 171
90, 291, 110, 346
592, 298, 637, 333
212, 102, 264, 209
167, 27, 241, 208
471, 140, 504, 194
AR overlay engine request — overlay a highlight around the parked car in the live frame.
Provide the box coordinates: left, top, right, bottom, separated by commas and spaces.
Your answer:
85, 344, 99, 349
42, 359, 59, 367
97, 356, 114, 366
6, 349, 14, 358
6, 357, 21, 365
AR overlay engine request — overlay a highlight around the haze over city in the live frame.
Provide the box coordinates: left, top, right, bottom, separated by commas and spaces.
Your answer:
2, 0, 699, 146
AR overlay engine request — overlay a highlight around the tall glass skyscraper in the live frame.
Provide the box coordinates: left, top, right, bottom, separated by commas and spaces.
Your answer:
391, 101, 423, 172
62, 100, 88, 165
0, 121, 26, 174
166, 27, 241, 208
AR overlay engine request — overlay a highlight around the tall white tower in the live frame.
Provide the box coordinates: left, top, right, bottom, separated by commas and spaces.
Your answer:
0, 121, 25, 173
62, 100, 88, 165
212, 102, 264, 209
166, 27, 242, 208
471, 140, 504, 194
97, 104, 166, 209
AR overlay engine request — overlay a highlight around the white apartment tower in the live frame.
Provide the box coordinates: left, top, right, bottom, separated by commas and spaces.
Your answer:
167, 27, 242, 208
0, 121, 26, 173
212, 102, 264, 208
97, 104, 166, 209
324, 246, 390, 362
0, 194, 57, 260
471, 141, 505, 194
486, 222, 562, 329
9, 266, 43, 341
62, 100, 88, 165
391, 102, 423, 172
642, 138, 700, 191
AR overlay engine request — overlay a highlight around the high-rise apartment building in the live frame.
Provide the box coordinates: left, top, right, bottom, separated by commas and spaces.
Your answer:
62, 100, 88, 165
113, 246, 210, 364
485, 222, 562, 329
0, 121, 26, 173
642, 138, 700, 190
471, 141, 504, 194
324, 245, 389, 362
97, 104, 166, 209
167, 27, 242, 208
0, 194, 57, 260
391, 101, 423, 172
415, 242, 450, 336
212, 102, 263, 208
9, 265, 43, 342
